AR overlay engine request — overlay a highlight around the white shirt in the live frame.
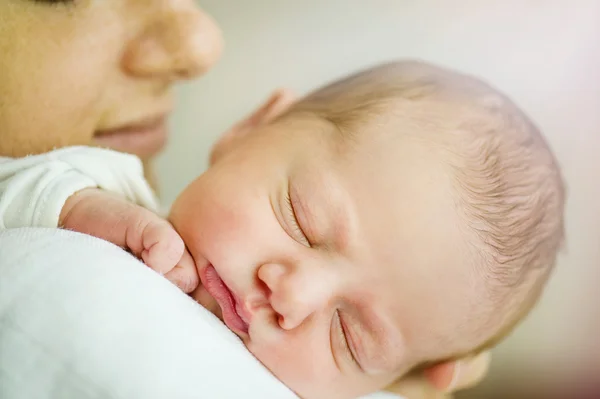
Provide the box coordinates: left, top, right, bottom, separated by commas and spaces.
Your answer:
0, 146, 158, 230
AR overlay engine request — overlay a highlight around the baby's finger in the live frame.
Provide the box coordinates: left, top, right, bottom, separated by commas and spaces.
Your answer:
141, 222, 185, 275
163, 249, 199, 293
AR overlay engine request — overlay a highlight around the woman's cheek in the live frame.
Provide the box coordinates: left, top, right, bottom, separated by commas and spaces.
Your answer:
0, 3, 121, 155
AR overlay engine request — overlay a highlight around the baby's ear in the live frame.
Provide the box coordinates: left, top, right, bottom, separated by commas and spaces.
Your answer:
422, 361, 457, 392
209, 89, 296, 165
423, 351, 491, 392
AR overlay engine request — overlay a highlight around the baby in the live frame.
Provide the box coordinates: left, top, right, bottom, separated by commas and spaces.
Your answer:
0, 61, 565, 399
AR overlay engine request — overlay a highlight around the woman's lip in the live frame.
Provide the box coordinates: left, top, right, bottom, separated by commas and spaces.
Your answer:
199, 265, 250, 334
93, 115, 169, 158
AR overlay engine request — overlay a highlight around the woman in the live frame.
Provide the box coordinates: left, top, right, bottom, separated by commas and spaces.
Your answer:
0, 0, 489, 397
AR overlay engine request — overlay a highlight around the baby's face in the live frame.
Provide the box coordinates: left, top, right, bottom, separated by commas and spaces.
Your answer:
170, 116, 476, 398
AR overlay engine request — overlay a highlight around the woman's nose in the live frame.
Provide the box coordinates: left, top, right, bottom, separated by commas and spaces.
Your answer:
257, 263, 336, 330
123, 3, 223, 80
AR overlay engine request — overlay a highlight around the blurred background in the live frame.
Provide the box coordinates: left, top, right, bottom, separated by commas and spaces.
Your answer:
156, 1, 600, 397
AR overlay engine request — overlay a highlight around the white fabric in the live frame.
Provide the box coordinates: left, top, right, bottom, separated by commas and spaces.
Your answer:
0, 147, 158, 229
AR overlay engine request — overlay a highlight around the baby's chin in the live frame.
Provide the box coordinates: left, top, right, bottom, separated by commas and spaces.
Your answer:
191, 283, 223, 320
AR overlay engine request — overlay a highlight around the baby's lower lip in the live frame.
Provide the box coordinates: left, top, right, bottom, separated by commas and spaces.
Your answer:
200, 265, 250, 334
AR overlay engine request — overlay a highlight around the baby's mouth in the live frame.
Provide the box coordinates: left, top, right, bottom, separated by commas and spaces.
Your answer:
199, 265, 250, 334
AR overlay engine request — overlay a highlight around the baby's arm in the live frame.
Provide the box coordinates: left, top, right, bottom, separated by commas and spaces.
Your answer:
0, 146, 198, 292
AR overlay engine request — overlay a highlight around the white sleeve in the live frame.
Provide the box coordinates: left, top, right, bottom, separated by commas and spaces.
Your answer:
0, 146, 159, 229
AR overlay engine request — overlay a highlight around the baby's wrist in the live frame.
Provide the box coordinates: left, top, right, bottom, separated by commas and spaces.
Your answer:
58, 187, 101, 228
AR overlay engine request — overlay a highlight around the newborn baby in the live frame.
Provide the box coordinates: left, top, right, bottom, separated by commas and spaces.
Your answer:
0, 61, 565, 399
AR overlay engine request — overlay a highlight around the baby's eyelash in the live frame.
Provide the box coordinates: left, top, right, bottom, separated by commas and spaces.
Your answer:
285, 192, 307, 241
284, 193, 298, 229
336, 311, 361, 369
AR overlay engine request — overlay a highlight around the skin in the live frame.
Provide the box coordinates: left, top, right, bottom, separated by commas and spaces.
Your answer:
0, 0, 222, 159
170, 112, 488, 398
0, 0, 489, 397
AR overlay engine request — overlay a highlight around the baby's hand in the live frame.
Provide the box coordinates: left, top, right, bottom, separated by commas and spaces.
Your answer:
59, 188, 198, 293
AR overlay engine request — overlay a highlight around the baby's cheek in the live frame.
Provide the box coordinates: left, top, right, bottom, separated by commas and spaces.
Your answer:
246, 326, 343, 398
195, 211, 249, 264
207, 209, 274, 267
249, 343, 314, 395
171, 196, 246, 272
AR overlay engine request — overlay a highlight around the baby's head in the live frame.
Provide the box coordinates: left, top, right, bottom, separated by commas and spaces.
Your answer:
170, 61, 565, 398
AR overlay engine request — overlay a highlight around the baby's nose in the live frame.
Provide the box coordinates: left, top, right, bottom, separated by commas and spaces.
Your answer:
257, 263, 334, 330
